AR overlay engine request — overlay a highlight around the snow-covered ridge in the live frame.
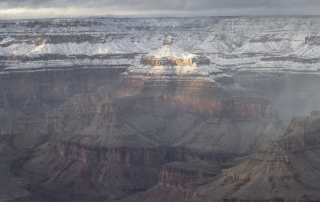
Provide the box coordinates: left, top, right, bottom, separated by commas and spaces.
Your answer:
1, 16, 320, 74
3, 58, 132, 70
0, 40, 146, 56
145, 45, 195, 59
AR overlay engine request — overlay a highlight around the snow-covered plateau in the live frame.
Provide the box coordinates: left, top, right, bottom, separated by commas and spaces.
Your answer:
0, 17, 320, 124
0, 16, 319, 75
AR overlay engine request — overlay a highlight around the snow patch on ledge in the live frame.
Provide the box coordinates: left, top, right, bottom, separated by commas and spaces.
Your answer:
146, 45, 196, 59
129, 63, 209, 76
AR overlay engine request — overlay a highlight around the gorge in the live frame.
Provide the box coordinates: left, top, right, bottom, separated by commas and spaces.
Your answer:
0, 17, 319, 202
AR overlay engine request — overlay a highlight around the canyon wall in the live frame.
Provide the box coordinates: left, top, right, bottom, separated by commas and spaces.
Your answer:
183, 112, 320, 202
93, 93, 272, 124
48, 141, 234, 166
0, 67, 127, 128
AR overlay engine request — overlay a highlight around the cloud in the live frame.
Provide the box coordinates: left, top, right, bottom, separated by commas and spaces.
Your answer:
0, 0, 319, 19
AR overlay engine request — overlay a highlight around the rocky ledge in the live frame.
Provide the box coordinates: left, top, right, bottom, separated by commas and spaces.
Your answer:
159, 161, 221, 189
186, 111, 320, 202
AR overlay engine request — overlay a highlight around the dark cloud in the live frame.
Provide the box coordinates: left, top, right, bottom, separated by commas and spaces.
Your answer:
1, 0, 320, 9
0, 0, 319, 19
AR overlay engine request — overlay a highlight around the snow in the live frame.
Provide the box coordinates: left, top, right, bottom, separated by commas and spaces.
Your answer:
27, 42, 111, 56
130, 63, 208, 76
3, 58, 132, 70
145, 45, 196, 59
0, 42, 123, 56
0, 36, 15, 45
293, 45, 320, 58
0, 17, 320, 75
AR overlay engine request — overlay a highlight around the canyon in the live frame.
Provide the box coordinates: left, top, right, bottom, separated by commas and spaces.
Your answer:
0, 17, 319, 201
183, 111, 320, 202
121, 111, 320, 202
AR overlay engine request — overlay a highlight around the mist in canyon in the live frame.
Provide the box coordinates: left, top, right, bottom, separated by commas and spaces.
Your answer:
0, 17, 319, 202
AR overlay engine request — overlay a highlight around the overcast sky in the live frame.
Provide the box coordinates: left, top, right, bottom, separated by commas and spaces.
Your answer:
0, 0, 319, 20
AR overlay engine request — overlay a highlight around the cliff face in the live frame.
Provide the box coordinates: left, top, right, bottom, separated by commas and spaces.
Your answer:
1, 81, 281, 153
48, 141, 234, 167
280, 112, 320, 152
185, 111, 320, 202
3, 87, 282, 201
118, 159, 234, 202
140, 56, 195, 66
159, 161, 219, 189
49, 141, 168, 166
13, 153, 162, 201
10, 142, 233, 201
92, 95, 270, 124
0, 67, 127, 128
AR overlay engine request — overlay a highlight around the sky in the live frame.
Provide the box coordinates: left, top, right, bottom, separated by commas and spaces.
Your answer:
0, 0, 319, 20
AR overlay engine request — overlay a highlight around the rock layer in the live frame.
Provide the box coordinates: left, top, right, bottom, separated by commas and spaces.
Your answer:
159, 161, 220, 189
0, 67, 127, 128
0, 35, 286, 201
186, 111, 320, 202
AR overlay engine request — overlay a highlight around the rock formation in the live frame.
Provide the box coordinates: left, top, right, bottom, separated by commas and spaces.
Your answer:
0, 39, 286, 201
1, 16, 320, 202
184, 111, 320, 202
158, 161, 221, 189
